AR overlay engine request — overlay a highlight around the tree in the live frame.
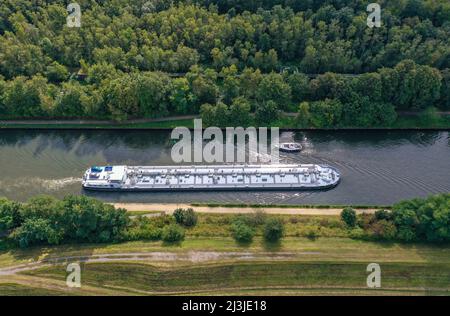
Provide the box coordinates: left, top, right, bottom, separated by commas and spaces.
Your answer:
45, 61, 69, 83
341, 93, 397, 127
341, 208, 357, 228
391, 206, 419, 242
256, 73, 291, 110
87, 63, 120, 86
187, 66, 219, 105
231, 221, 255, 243
288, 72, 310, 102
368, 219, 397, 240
0, 198, 22, 231
309, 73, 347, 101
102, 73, 140, 121
309, 99, 343, 128
58, 195, 129, 243
173, 208, 198, 227
381, 60, 442, 110
169, 77, 196, 114
161, 224, 185, 242
296, 101, 312, 127
137, 72, 171, 118
221, 65, 240, 104
439, 69, 450, 110
53, 82, 87, 117
200, 103, 217, 127
229, 97, 252, 127
263, 218, 284, 242
11, 218, 61, 248
255, 100, 279, 126
2, 76, 50, 117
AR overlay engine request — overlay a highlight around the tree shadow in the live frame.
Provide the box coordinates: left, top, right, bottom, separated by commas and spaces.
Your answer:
261, 240, 283, 252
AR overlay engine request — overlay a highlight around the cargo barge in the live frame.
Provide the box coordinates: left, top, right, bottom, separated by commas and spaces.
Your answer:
82, 164, 340, 191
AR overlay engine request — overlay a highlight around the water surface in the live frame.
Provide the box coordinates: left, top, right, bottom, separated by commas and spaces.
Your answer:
0, 130, 448, 205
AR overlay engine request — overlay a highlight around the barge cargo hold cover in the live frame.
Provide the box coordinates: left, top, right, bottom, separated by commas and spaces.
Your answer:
82, 164, 341, 191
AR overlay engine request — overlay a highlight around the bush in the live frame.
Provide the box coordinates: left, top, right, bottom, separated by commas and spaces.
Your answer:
357, 213, 376, 230
304, 226, 320, 240
249, 210, 267, 226
348, 227, 366, 239
374, 209, 392, 221
367, 220, 397, 240
173, 208, 198, 227
11, 218, 61, 248
0, 198, 22, 231
161, 224, 185, 242
125, 226, 162, 241
263, 218, 284, 242
231, 221, 255, 243
341, 208, 357, 228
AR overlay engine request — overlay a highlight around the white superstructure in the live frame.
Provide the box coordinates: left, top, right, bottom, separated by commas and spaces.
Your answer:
82, 164, 340, 191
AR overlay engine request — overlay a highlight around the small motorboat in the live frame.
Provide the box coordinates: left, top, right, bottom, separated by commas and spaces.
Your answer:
277, 142, 302, 152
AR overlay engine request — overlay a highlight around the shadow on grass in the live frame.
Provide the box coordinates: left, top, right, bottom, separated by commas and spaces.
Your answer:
161, 241, 184, 248
261, 240, 283, 252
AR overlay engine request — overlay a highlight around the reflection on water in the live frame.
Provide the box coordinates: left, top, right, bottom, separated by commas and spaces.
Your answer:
0, 130, 449, 205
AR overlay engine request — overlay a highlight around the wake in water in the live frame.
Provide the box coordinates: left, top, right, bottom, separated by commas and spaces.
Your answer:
0, 177, 82, 192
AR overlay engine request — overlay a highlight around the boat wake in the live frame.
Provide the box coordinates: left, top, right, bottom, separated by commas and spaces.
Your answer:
0, 177, 82, 191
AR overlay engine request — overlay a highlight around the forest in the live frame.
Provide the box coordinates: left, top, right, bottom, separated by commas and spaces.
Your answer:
0, 0, 449, 126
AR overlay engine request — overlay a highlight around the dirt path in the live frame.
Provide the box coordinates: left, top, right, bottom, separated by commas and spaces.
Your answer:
0, 115, 197, 125
113, 203, 378, 215
0, 251, 307, 276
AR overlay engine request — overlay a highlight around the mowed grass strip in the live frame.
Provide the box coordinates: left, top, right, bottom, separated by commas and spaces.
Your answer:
0, 283, 73, 296
2, 237, 450, 268
24, 261, 450, 295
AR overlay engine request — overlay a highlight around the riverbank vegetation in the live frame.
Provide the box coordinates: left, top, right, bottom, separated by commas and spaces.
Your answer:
0, 194, 449, 250
0, 1, 449, 128
2, 236, 450, 295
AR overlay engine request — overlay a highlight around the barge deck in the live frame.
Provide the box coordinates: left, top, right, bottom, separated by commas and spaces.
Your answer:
82, 164, 341, 191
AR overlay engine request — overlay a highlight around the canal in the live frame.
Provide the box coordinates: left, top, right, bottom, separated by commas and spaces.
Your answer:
0, 130, 448, 205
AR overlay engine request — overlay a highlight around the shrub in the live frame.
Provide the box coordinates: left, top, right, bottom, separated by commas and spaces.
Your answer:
374, 209, 392, 221
248, 210, 267, 226
173, 208, 198, 227
0, 198, 22, 231
173, 208, 185, 224
11, 218, 61, 248
348, 227, 366, 239
125, 226, 162, 241
231, 222, 255, 243
263, 218, 284, 242
357, 213, 376, 229
341, 208, 357, 228
161, 224, 185, 242
305, 227, 320, 240
182, 208, 198, 227
368, 220, 397, 240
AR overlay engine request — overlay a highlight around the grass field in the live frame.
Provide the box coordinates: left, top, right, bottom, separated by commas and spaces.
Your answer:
1, 236, 450, 295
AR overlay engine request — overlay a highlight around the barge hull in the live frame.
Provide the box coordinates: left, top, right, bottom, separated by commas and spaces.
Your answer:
82, 164, 341, 192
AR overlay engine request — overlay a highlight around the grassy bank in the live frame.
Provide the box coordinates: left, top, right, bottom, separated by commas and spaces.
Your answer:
1, 114, 448, 130
22, 260, 450, 295
0, 118, 195, 130
0, 236, 449, 295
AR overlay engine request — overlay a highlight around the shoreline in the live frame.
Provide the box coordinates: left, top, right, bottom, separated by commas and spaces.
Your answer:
1, 112, 449, 130
112, 203, 379, 215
